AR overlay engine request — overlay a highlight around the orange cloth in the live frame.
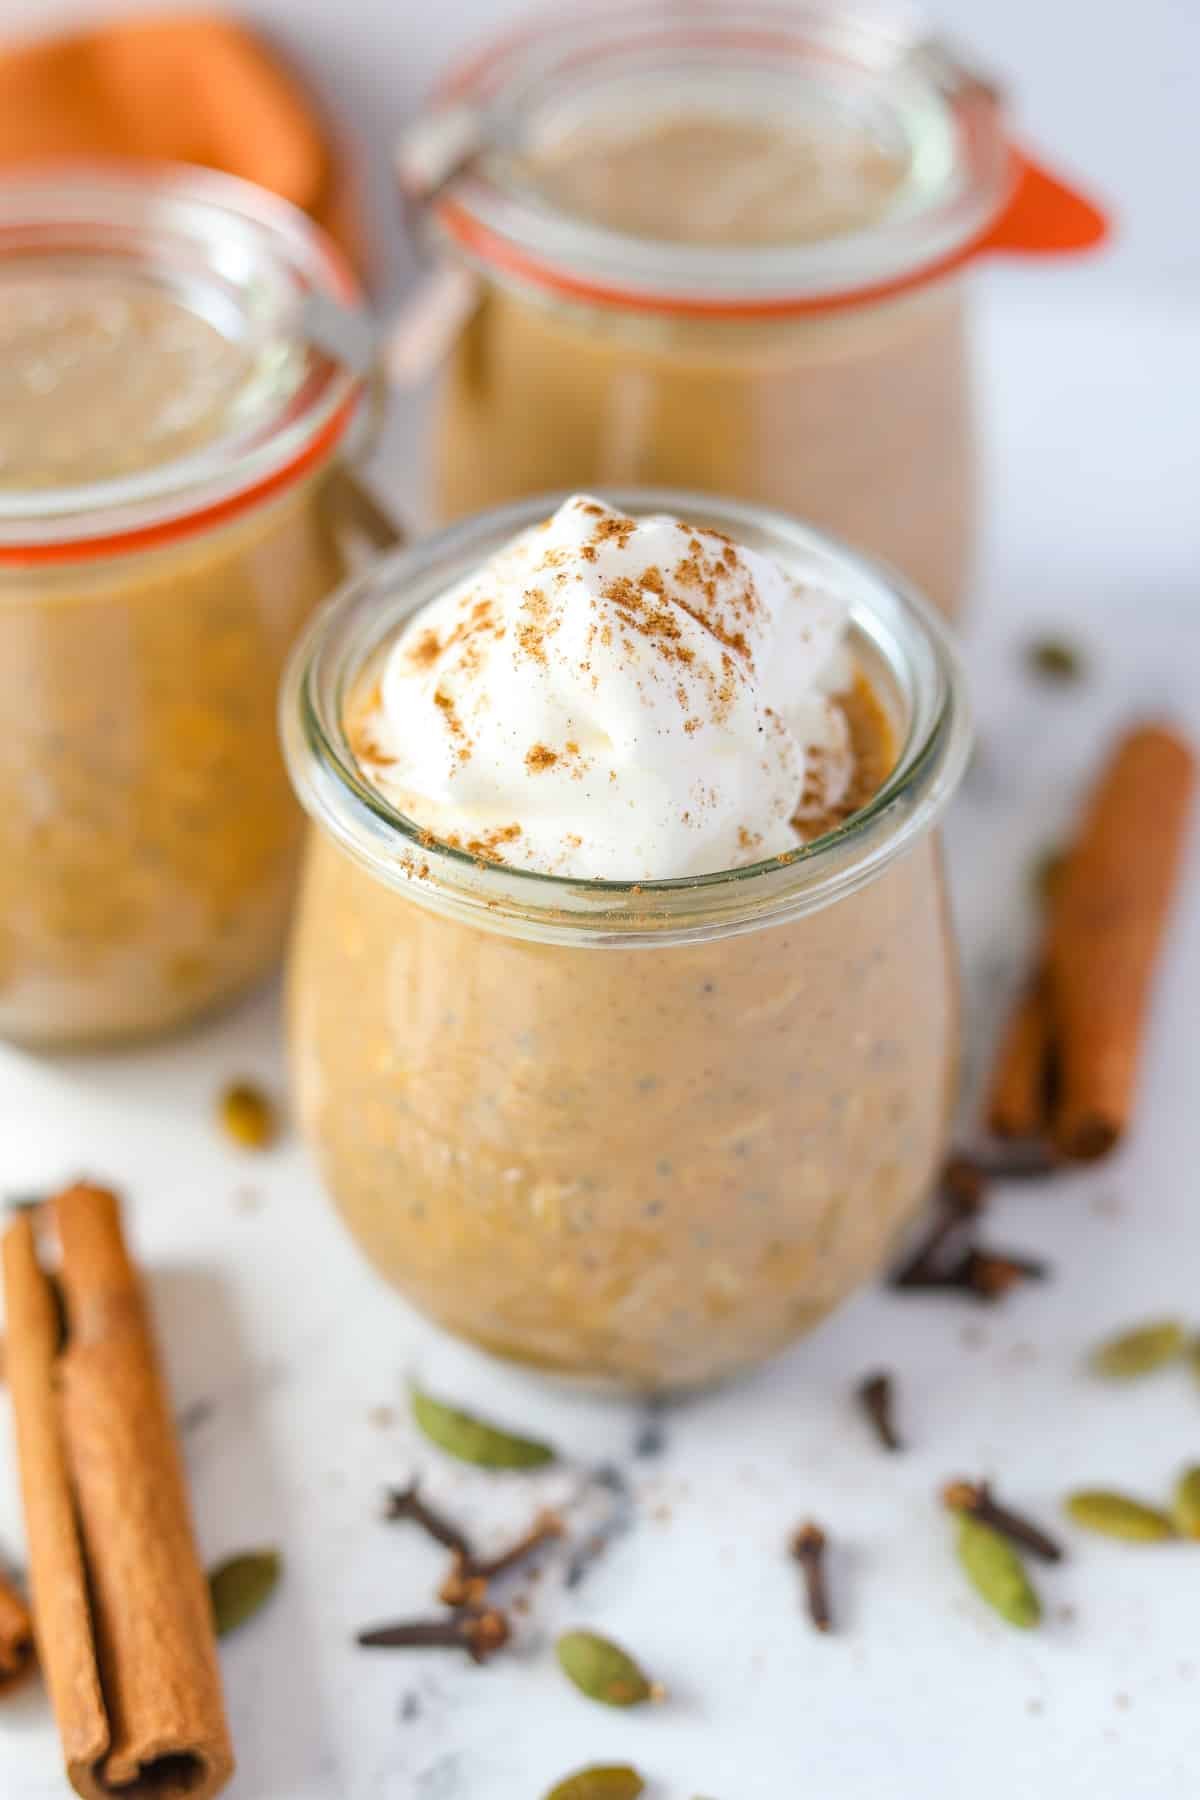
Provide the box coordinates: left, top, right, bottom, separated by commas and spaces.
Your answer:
0, 12, 358, 262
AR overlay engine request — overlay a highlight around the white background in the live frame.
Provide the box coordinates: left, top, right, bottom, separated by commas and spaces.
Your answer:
1, 5, 1199, 1799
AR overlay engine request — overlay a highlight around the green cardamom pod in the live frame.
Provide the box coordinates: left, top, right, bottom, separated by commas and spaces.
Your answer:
208, 1549, 282, 1636
955, 1516, 1041, 1628
410, 1385, 555, 1469
543, 1767, 645, 1800
556, 1629, 659, 1706
1089, 1318, 1185, 1378
1065, 1490, 1175, 1541
1026, 637, 1086, 683
1171, 1467, 1200, 1540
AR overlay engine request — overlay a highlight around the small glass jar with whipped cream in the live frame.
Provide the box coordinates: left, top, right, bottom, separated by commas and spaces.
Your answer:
283, 489, 971, 1392
401, 0, 1105, 620
0, 164, 397, 1048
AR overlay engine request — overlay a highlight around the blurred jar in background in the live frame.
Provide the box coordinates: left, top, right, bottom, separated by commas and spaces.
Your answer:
404, 0, 1105, 619
0, 165, 393, 1048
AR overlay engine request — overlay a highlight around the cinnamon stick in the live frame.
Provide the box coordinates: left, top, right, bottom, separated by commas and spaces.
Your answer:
985, 971, 1054, 1141
0, 1572, 33, 1689
2, 1184, 234, 1799
1048, 726, 1195, 1158
985, 725, 1195, 1161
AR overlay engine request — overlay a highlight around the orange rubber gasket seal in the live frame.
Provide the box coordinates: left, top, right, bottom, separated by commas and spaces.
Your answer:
0, 395, 358, 569
434, 145, 1109, 322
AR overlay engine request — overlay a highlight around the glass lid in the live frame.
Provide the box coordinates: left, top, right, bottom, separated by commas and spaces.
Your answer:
0, 163, 364, 551
401, 1, 1012, 313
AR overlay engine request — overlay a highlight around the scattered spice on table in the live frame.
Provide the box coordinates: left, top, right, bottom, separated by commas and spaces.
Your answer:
888, 1156, 1049, 1302
856, 1370, 903, 1452
1064, 1490, 1175, 1542
410, 1383, 556, 1468
556, 1629, 662, 1707
955, 1515, 1041, 1629
986, 723, 1196, 1159
357, 1607, 511, 1663
1089, 1318, 1185, 1379
790, 1522, 833, 1633
208, 1549, 282, 1637
218, 1080, 279, 1150
385, 1480, 473, 1560
942, 1481, 1063, 1563
440, 1509, 564, 1608
543, 1765, 645, 1800
1170, 1467, 1200, 1539
1024, 636, 1087, 684
2, 1183, 234, 1792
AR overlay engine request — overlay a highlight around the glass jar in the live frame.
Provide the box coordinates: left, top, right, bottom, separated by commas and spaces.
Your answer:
283, 490, 971, 1392
402, 0, 1105, 619
0, 165, 397, 1048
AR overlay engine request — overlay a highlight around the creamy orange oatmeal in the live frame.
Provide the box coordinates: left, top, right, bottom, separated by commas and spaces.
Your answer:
0, 481, 347, 1045
0, 167, 377, 1047
284, 492, 969, 1390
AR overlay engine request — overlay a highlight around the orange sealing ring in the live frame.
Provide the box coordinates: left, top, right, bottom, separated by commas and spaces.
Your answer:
0, 396, 360, 568
434, 144, 1109, 322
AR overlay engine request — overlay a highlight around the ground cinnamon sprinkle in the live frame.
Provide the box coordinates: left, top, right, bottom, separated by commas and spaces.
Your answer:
516, 586, 560, 663
408, 628, 442, 669
463, 823, 522, 862
526, 744, 558, 771
590, 512, 637, 549
432, 688, 471, 764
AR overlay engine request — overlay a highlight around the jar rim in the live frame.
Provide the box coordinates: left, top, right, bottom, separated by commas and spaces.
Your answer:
0, 160, 365, 562
402, 0, 1012, 318
281, 489, 972, 947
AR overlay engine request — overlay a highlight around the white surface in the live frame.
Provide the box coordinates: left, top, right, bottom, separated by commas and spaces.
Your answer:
1, 3, 1199, 1797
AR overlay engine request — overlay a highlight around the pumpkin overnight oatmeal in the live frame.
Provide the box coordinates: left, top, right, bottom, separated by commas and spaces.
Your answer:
284, 492, 970, 1390
0, 166, 378, 1047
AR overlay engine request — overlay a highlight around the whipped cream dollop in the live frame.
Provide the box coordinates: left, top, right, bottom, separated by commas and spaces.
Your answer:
350, 495, 856, 879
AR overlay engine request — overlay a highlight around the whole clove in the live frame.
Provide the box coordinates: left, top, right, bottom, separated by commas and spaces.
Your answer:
790, 1522, 832, 1633
888, 1158, 1049, 1302
941, 1155, 989, 1213
888, 1158, 988, 1289
856, 1370, 903, 1452
439, 1510, 565, 1607
385, 1482, 565, 1608
956, 1248, 1050, 1301
893, 1246, 1048, 1302
942, 1480, 1064, 1564
356, 1607, 510, 1663
384, 1480, 474, 1560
